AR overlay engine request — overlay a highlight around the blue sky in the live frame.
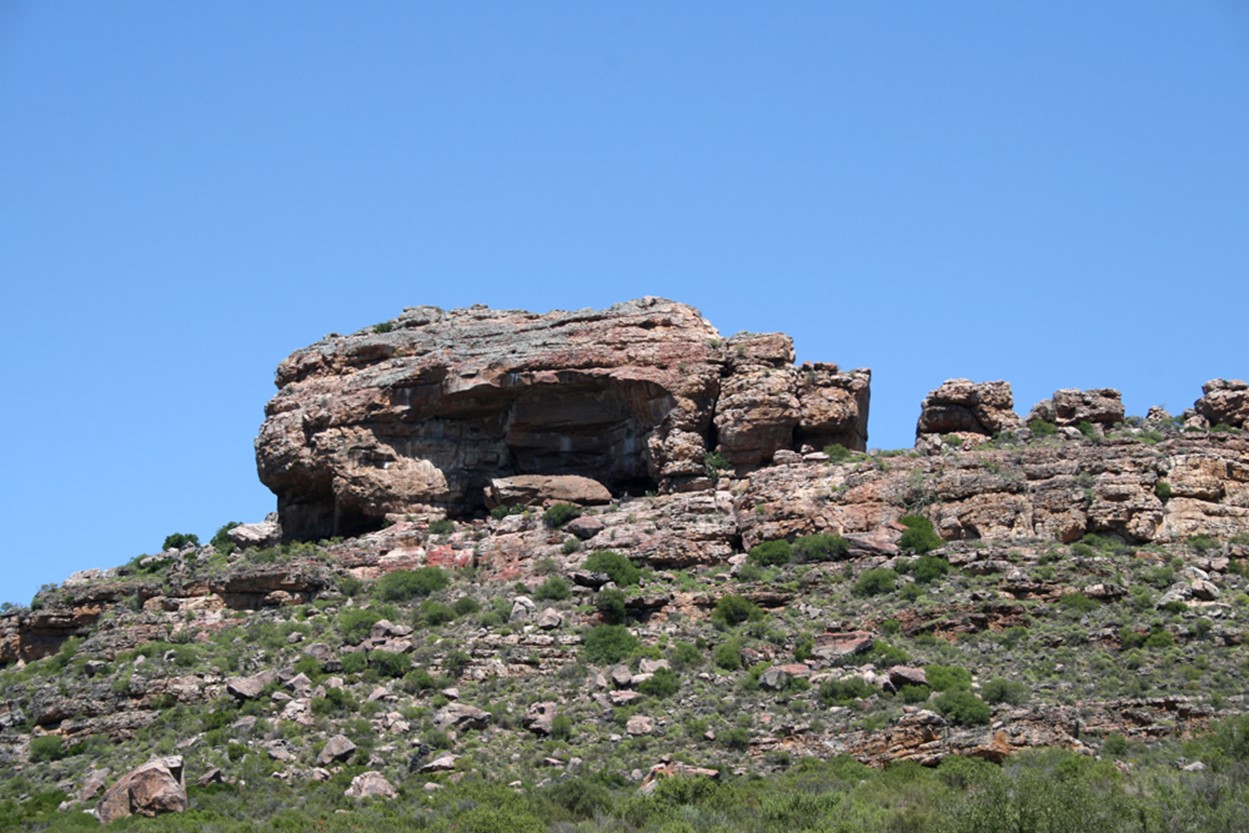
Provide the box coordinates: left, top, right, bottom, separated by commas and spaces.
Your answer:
2, 2, 1246, 606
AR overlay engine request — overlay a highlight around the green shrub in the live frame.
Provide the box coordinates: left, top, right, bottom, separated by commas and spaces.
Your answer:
980, 677, 1026, 705
823, 443, 855, 463
543, 503, 582, 528
926, 664, 972, 692
417, 600, 457, 626
368, 650, 410, 678
1058, 593, 1098, 614
210, 522, 240, 554
595, 589, 628, 625
819, 676, 876, 706
561, 537, 583, 555
374, 567, 449, 600
490, 504, 525, 520
1189, 535, 1219, 554
911, 555, 950, 584
372, 321, 394, 333
28, 736, 65, 763
1102, 733, 1129, 756
1154, 480, 1173, 501
748, 539, 792, 566
792, 534, 850, 562
669, 641, 702, 670
704, 450, 731, 475
853, 568, 897, 597
534, 576, 571, 602
1028, 418, 1058, 436
898, 515, 942, 554
583, 550, 641, 586
549, 714, 574, 741
861, 639, 910, 668
428, 518, 455, 535
934, 690, 991, 725
723, 727, 751, 751
582, 625, 640, 664
1143, 628, 1175, 649
453, 596, 481, 616
711, 593, 762, 627
162, 532, 199, 551
898, 684, 931, 704
713, 638, 744, 671
338, 608, 383, 644
339, 652, 369, 674
638, 667, 680, 698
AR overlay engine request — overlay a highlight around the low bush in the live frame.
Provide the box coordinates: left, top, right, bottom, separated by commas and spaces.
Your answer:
898, 515, 943, 554
490, 504, 525, 520
638, 667, 680, 698
792, 534, 850, 562
1058, 592, 1098, 614
911, 554, 950, 584
853, 568, 897, 597
374, 567, 449, 600
427, 518, 455, 535
534, 576, 571, 602
28, 736, 65, 763
162, 532, 199, 551
711, 593, 762, 627
583, 550, 641, 586
819, 676, 876, 706
748, 539, 792, 566
595, 589, 628, 625
934, 690, 991, 725
582, 625, 640, 665
981, 677, 1027, 705
543, 503, 582, 528
210, 522, 240, 554
713, 638, 744, 671
926, 664, 972, 692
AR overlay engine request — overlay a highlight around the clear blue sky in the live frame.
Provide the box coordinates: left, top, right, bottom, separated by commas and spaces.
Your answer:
2, 2, 1246, 606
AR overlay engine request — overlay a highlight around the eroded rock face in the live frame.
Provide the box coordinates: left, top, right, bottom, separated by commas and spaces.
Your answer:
916, 380, 1021, 443
1030, 388, 1125, 427
1195, 379, 1249, 430
256, 298, 870, 540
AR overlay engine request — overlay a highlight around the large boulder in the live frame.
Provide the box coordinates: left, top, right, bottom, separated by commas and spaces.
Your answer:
1194, 379, 1249, 429
484, 474, 612, 509
96, 757, 187, 824
256, 298, 869, 539
1030, 388, 1124, 427
916, 380, 1021, 443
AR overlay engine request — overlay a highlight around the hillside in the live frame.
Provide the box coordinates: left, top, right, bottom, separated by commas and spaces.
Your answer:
2, 299, 1249, 831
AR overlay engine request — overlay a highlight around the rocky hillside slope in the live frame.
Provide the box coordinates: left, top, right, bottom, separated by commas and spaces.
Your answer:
1, 299, 1248, 827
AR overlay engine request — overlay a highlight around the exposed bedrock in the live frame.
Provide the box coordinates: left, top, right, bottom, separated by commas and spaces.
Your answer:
256, 298, 870, 540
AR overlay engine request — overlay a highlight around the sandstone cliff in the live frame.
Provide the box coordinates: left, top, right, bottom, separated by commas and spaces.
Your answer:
255, 298, 870, 540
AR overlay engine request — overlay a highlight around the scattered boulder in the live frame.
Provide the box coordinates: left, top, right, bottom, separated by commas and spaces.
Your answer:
640, 759, 720, 794
96, 757, 187, 824
344, 771, 398, 800
433, 703, 491, 731
316, 734, 357, 766
536, 608, 563, 629
626, 714, 655, 736
888, 666, 928, 689
811, 631, 874, 660
226, 672, 275, 701
420, 753, 459, 773
523, 702, 558, 736
225, 517, 282, 549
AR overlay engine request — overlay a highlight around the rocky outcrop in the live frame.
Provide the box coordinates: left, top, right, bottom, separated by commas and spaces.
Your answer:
1194, 379, 1249, 430
915, 380, 1022, 445
1029, 388, 1125, 427
256, 298, 869, 540
96, 756, 187, 824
